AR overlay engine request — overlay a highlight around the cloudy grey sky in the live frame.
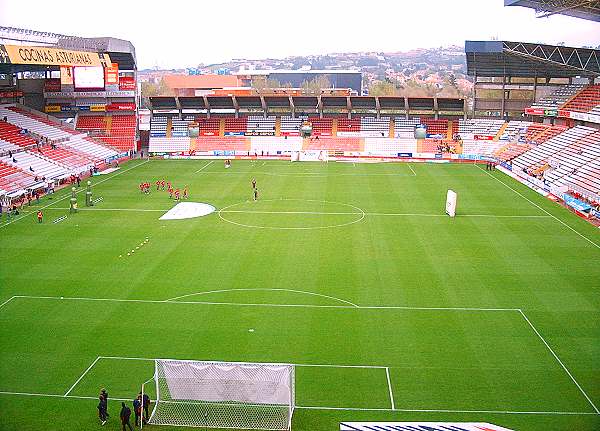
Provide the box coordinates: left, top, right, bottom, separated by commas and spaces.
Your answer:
0, 0, 598, 69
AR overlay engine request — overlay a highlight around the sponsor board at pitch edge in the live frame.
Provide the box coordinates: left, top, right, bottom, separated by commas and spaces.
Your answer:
340, 422, 514, 431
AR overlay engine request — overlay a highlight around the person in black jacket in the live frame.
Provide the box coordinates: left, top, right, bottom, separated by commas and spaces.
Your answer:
120, 402, 133, 431
133, 394, 142, 426
142, 392, 151, 420
97, 395, 107, 425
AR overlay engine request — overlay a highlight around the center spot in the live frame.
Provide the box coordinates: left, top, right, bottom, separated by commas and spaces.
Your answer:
218, 199, 365, 230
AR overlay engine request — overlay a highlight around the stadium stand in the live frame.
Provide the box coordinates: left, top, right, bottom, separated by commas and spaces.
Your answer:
337, 118, 361, 136
458, 119, 505, 136
363, 138, 416, 154
499, 120, 532, 141
561, 84, 600, 113
544, 131, 600, 185
419, 118, 448, 135
512, 126, 596, 173
62, 136, 119, 161
250, 136, 302, 152
394, 118, 421, 138
198, 118, 221, 136
530, 84, 586, 110
0, 106, 71, 142
246, 116, 276, 135
461, 139, 505, 156
494, 142, 533, 161
280, 116, 303, 135
304, 137, 361, 151
38, 147, 93, 171
224, 117, 248, 135
1, 151, 68, 180
0, 121, 37, 148
194, 137, 248, 152
360, 117, 390, 137
308, 117, 333, 136
562, 157, 600, 198
0, 161, 36, 193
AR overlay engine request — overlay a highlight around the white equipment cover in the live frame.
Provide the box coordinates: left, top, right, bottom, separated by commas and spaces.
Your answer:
446, 189, 457, 217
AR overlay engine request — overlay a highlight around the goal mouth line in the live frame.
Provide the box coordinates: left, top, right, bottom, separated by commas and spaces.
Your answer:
0, 391, 595, 416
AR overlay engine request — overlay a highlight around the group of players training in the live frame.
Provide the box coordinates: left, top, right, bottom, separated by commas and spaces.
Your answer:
139, 180, 189, 200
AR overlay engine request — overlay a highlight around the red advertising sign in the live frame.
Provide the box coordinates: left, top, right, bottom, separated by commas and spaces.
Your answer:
200, 131, 217, 136
280, 131, 300, 137
106, 102, 136, 111
474, 134, 494, 141
44, 78, 61, 92
119, 76, 136, 91
105, 63, 119, 85
525, 107, 544, 116
558, 109, 571, 118
0, 90, 24, 98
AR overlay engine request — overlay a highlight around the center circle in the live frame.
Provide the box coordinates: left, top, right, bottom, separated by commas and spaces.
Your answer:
218, 199, 365, 230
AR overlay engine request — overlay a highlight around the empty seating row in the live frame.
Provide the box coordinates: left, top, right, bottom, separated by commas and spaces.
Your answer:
308, 117, 333, 136
250, 136, 302, 152
280, 116, 303, 135
561, 85, 600, 113
512, 126, 595, 172
360, 117, 390, 137
149, 137, 191, 153
500, 121, 531, 141
0, 161, 36, 193
39, 146, 93, 171
363, 138, 416, 154
458, 119, 504, 136
530, 84, 585, 110
461, 139, 504, 156
0, 121, 37, 148
1, 151, 68, 180
561, 158, 600, 197
63, 136, 119, 161
394, 118, 421, 138
303, 137, 361, 151
247, 116, 276, 134
544, 131, 600, 184
0, 106, 73, 141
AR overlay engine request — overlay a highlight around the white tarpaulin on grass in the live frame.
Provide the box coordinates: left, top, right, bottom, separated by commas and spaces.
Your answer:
159, 202, 215, 220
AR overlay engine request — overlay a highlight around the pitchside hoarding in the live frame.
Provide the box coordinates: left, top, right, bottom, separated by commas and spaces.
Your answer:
340, 422, 514, 431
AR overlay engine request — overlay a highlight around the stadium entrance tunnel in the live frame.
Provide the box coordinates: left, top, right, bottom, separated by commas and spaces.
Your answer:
159, 202, 216, 220
217, 199, 365, 230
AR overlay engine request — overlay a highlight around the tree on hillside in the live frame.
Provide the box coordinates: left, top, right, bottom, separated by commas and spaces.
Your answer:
368, 80, 400, 97
140, 78, 173, 108
301, 75, 331, 92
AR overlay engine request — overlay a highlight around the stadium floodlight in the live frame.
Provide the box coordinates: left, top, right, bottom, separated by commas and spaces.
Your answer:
142, 359, 295, 430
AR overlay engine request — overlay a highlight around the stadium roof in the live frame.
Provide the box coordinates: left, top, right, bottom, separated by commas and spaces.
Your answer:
163, 74, 240, 89
504, 0, 600, 21
0, 26, 137, 72
465, 40, 600, 78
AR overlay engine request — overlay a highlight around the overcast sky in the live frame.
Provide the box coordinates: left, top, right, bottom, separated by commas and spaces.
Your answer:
0, 0, 599, 69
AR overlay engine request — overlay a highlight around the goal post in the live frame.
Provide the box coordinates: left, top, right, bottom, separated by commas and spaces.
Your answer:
142, 359, 295, 430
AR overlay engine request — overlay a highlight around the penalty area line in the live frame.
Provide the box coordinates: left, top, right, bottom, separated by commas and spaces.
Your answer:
519, 309, 600, 414
194, 160, 214, 173
63, 356, 101, 397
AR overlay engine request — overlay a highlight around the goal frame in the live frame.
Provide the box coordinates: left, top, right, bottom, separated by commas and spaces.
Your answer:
141, 358, 295, 430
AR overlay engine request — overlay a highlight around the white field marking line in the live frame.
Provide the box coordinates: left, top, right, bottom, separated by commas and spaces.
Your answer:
519, 309, 600, 414
0, 159, 149, 230
407, 163, 416, 176
63, 356, 101, 397
4, 295, 520, 312
295, 405, 598, 415
193, 160, 214, 173
97, 355, 386, 369
0, 296, 16, 310
385, 367, 395, 410
44, 207, 166, 212
0, 391, 593, 415
38, 207, 552, 219
166, 288, 359, 307
476, 165, 600, 250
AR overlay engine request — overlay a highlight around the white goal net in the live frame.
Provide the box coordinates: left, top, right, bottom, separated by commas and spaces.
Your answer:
144, 359, 295, 430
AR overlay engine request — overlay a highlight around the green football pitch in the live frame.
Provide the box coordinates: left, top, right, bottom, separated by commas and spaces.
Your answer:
0, 159, 598, 431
